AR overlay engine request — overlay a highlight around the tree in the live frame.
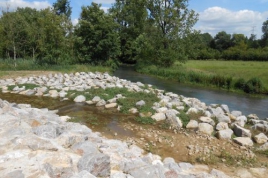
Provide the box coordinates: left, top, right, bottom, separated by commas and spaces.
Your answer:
211, 31, 231, 51
231, 34, 247, 47
261, 20, 268, 47
74, 3, 120, 66
109, 0, 147, 63
53, 0, 72, 19
0, 9, 28, 66
137, 0, 198, 66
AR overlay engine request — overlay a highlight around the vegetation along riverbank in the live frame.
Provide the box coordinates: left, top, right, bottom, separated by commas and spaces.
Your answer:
136, 60, 268, 95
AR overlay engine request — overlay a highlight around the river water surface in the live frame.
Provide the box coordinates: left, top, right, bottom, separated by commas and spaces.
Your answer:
114, 65, 268, 119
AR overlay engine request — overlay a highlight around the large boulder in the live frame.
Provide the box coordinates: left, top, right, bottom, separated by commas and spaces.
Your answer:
233, 137, 253, 147
32, 125, 59, 139
77, 153, 110, 177
151, 113, 166, 122
74, 95, 86, 103
216, 122, 229, 131
254, 133, 268, 144
199, 116, 215, 126
198, 123, 214, 135
233, 124, 251, 137
216, 129, 233, 140
186, 120, 199, 129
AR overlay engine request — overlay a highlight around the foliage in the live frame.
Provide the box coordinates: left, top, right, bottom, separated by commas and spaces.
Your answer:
109, 0, 147, 64
53, 0, 72, 19
178, 111, 190, 127
244, 77, 264, 94
135, 117, 156, 125
74, 3, 120, 66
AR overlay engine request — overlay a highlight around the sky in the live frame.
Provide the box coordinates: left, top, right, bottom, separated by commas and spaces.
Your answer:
0, 0, 268, 39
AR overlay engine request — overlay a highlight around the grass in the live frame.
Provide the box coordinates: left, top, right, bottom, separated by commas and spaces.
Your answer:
67, 87, 159, 114
137, 60, 268, 95
184, 60, 268, 89
7, 84, 40, 90
0, 58, 112, 75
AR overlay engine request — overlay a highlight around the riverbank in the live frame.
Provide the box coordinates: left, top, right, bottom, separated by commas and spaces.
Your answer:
136, 60, 268, 95
1, 71, 268, 177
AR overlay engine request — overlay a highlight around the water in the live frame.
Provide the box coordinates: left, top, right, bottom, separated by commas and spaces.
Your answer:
113, 65, 268, 119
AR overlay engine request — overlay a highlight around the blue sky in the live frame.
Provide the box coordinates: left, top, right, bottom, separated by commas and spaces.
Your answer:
1, 0, 268, 38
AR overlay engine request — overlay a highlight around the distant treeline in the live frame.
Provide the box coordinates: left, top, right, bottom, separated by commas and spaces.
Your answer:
0, 0, 268, 68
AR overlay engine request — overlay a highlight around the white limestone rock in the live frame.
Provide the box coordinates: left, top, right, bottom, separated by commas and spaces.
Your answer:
198, 123, 214, 135
254, 133, 268, 144
233, 137, 253, 147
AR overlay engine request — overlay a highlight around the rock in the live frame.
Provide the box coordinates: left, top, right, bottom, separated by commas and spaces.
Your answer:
233, 115, 247, 127
199, 116, 215, 126
70, 170, 96, 178
221, 104, 230, 113
186, 107, 199, 114
258, 142, 268, 151
233, 124, 251, 137
74, 95, 86, 103
77, 153, 110, 177
72, 141, 99, 155
248, 114, 259, 120
32, 125, 59, 139
254, 133, 268, 144
198, 123, 214, 135
233, 137, 253, 147
156, 107, 168, 113
92, 96, 101, 103
49, 90, 59, 98
151, 113, 166, 121
3, 170, 25, 178
166, 110, 182, 129
139, 112, 152, 118
96, 99, 106, 107
216, 129, 233, 140
249, 168, 268, 178
216, 122, 229, 131
210, 169, 231, 178
105, 103, 117, 109
129, 108, 138, 114
136, 100, 145, 107
43, 153, 74, 178
231, 111, 242, 117
186, 120, 199, 129
216, 114, 231, 123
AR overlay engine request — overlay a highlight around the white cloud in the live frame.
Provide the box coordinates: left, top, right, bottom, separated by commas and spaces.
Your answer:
0, 0, 51, 11
72, 18, 78, 26
195, 6, 268, 38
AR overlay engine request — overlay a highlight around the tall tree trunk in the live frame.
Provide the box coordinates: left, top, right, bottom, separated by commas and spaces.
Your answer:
13, 45, 16, 67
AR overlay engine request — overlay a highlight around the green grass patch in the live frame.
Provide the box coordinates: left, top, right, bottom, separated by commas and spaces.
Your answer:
7, 84, 40, 91
136, 60, 268, 95
0, 58, 112, 73
135, 117, 156, 125
67, 87, 159, 114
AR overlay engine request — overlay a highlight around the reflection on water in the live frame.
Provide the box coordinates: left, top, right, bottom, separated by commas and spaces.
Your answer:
113, 65, 268, 119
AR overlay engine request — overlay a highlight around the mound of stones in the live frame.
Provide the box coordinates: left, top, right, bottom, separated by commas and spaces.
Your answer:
1, 72, 268, 151
0, 98, 235, 177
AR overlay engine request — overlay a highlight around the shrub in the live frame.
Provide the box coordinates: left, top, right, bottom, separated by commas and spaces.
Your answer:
234, 78, 246, 90
244, 77, 263, 94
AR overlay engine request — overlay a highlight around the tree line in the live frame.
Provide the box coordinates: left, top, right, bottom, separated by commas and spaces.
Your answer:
0, 0, 267, 68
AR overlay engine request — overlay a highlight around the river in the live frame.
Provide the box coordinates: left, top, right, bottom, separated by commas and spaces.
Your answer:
113, 65, 268, 119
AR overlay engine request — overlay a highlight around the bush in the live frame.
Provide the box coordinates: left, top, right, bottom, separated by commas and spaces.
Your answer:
244, 77, 263, 94
234, 78, 246, 90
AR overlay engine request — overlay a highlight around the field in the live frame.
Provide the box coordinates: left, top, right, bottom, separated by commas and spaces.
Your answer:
137, 60, 268, 94
183, 60, 268, 88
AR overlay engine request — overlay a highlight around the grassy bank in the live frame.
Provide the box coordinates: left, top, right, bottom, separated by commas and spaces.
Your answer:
136, 60, 268, 95
0, 59, 112, 78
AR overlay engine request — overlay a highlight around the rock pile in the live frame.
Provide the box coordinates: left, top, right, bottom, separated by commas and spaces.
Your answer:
0, 72, 268, 150
1, 71, 268, 177
0, 99, 233, 177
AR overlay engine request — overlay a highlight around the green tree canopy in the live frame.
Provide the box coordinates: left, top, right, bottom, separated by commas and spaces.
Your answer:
53, 0, 72, 19
74, 3, 120, 66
